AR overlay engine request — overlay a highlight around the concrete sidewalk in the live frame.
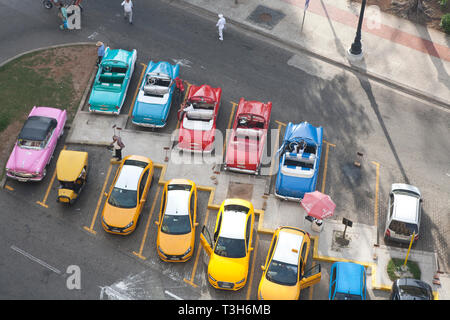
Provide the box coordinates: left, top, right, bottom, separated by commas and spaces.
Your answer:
177, 0, 450, 108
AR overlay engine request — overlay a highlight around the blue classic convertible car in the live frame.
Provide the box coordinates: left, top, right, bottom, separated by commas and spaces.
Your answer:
131, 61, 180, 128
275, 122, 323, 201
88, 47, 137, 115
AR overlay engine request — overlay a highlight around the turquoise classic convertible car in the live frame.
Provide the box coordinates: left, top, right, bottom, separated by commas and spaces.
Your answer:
131, 61, 180, 128
88, 47, 137, 115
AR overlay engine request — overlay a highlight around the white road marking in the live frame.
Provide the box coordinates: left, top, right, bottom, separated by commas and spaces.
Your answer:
164, 290, 183, 300
171, 58, 192, 68
10, 245, 62, 275
88, 32, 98, 40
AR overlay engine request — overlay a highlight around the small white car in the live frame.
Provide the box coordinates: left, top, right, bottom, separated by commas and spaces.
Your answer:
384, 183, 422, 244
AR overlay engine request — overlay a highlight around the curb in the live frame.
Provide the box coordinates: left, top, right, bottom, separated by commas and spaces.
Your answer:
169, 0, 450, 110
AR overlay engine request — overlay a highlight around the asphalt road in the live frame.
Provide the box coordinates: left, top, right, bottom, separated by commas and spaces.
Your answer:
0, 0, 449, 300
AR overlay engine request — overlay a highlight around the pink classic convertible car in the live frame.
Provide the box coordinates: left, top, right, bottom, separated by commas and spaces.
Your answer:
5, 106, 66, 182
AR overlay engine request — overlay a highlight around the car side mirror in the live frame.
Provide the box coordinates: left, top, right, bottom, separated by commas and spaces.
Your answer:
261, 266, 266, 272
249, 247, 254, 252
141, 199, 146, 203
154, 221, 159, 226
194, 222, 199, 227
104, 192, 108, 197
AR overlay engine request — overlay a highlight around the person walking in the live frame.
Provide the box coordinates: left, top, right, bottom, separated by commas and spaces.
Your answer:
174, 76, 185, 106
121, 0, 133, 25
216, 13, 226, 41
96, 41, 105, 66
110, 135, 125, 161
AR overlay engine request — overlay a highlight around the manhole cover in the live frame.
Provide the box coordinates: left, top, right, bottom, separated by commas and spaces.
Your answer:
259, 13, 272, 22
247, 5, 285, 30
226, 182, 254, 201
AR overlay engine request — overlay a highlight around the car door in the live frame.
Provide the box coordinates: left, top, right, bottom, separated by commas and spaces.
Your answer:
299, 264, 321, 289
137, 169, 149, 213
199, 225, 214, 257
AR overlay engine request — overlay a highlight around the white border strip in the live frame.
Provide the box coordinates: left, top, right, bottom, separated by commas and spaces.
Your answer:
11, 245, 62, 275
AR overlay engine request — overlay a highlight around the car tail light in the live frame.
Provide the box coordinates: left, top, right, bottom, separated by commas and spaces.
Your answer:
115, 106, 119, 110
385, 229, 390, 237
414, 234, 419, 241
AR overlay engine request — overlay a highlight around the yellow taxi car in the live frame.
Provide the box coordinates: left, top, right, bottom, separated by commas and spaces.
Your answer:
155, 179, 198, 262
101, 155, 153, 235
199, 198, 255, 291
257, 226, 322, 300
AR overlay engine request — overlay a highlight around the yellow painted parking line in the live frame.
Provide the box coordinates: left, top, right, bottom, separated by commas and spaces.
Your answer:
223, 101, 238, 153
36, 145, 67, 208
128, 63, 147, 118
176, 81, 192, 130
133, 186, 161, 260
320, 141, 336, 194
275, 120, 287, 127
83, 162, 113, 235
372, 161, 380, 227
245, 232, 260, 300
4, 184, 14, 191
308, 260, 316, 300
183, 208, 211, 288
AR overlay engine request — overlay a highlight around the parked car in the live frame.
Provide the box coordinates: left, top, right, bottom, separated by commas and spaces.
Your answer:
328, 262, 366, 300
199, 198, 255, 291
132, 61, 180, 128
224, 98, 272, 175
177, 84, 222, 153
5, 106, 66, 182
101, 155, 153, 235
155, 179, 198, 262
257, 226, 321, 300
390, 278, 434, 300
384, 183, 422, 244
275, 122, 323, 201
88, 47, 137, 114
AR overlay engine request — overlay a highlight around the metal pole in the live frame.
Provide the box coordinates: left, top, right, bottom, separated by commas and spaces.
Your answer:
349, 0, 367, 56
301, 10, 306, 33
404, 231, 415, 266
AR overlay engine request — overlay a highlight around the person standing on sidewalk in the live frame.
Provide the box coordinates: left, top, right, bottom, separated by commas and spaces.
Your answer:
96, 41, 105, 66
110, 135, 125, 161
216, 13, 226, 41
121, 0, 133, 25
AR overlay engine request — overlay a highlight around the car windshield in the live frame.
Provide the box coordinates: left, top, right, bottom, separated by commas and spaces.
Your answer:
334, 292, 362, 300
167, 184, 192, 192
388, 220, 418, 237
214, 236, 246, 258
108, 188, 137, 208
266, 260, 298, 286
399, 285, 431, 299
161, 214, 191, 235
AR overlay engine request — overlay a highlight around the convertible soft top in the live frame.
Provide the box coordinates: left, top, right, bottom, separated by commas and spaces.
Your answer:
18, 116, 57, 141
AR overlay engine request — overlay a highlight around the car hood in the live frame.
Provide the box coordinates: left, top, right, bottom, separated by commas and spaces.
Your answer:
226, 139, 260, 167
209, 254, 247, 283
158, 232, 192, 255
133, 100, 169, 124
102, 203, 136, 228
89, 88, 122, 108
258, 277, 299, 300
6, 145, 46, 173
275, 170, 316, 199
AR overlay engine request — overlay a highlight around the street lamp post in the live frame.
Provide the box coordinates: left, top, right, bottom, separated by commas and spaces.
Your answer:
348, 0, 367, 59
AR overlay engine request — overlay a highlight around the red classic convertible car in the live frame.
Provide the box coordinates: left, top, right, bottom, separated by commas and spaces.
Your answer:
177, 84, 222, 153
224, 98, 272, 175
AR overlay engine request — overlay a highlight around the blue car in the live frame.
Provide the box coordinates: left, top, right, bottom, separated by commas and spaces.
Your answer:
131, 61, 180, 128
275, 122, 323, 201
329, 262, 367, 300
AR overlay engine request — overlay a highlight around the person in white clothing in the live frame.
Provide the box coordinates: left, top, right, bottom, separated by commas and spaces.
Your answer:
121, 0, 133, 24
216, 13, 226, 41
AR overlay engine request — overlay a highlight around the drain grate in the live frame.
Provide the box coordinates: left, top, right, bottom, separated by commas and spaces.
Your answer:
246, 5, 286, 30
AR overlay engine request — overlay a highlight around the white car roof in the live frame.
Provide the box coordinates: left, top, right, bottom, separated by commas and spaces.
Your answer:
165, 190, 190, 216
272, 230, 303, 266
393, 194, 419, 222
220, 210, 247, 240
115, 165, 144, 191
